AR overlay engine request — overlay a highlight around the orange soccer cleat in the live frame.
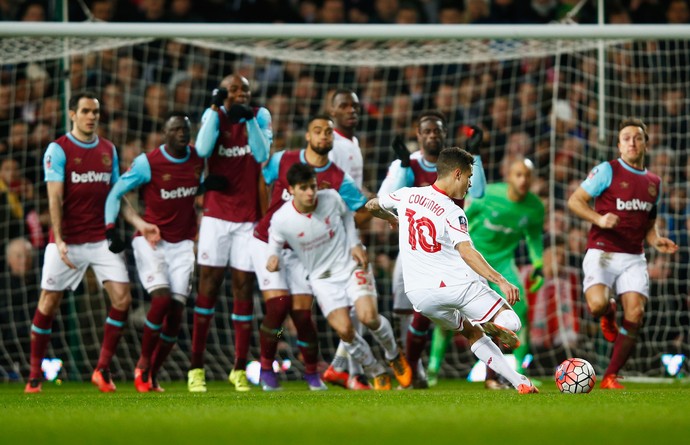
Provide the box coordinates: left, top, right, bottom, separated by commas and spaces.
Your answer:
373, 373, 392, 391
600, 299, 619, 343
517, 383, 540, 394
134, 368, 151, 393
91, 368, 117, 393
24, 379, 42, 394
347, 374, 372, 390
600, 374, 625, 390
388, 351, 413, 389
322, 365, 349, 388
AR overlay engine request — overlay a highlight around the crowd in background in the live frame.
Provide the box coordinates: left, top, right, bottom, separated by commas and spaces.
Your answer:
1, 0, 689, 380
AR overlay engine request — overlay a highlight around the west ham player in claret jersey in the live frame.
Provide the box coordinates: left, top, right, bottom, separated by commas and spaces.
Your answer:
105, 112, 203, 392
25, 92, 148, 393
189, 74, 271, 392
368, 147, 538, 394
370, 110, 485, 389
266, 164, 411, 390
250, 115, 373, 391
568, 118, 678, 390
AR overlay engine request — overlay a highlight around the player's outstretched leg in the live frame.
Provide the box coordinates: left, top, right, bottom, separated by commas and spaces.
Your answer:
323, 341, 350, 388
600, 298, 619, 343
258, 295, 291, 391
150, 300, 185, 393
229, 269, 255, 392
290, 308, 326, 390
25, 303, 57, 394
405, 311, 431, 387
601, 318, 640, 389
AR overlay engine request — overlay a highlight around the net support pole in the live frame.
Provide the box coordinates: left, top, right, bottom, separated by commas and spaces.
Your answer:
597, 0, 607, 151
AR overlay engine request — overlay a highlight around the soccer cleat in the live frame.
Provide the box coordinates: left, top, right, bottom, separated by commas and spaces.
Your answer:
347, 374, 372, 390
134, 368, 151, 393
322, 365, 349, 388
24, 379, 42, 394
600, 374, 625, 389
304, 372, 328, 391
150, 375, 165, 393
485, 377, 512, 390
483, 322, 520, 349
91, 368, 117, 393
600, 299, 619, 343
187, 368, 207, 393
229, 369, 251, 392
517, 383, 539, 394
388, 351, 413, 388
373, 373, 392, 391
260, 368, 282, 391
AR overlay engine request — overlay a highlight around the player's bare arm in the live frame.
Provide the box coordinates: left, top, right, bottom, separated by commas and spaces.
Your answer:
46, 181, 76, 269
354, 206, 373, 227
568, 186, 619, 229
365, 198, 398, 225
455, 241, 520, 305
351, 244, 369, 269
645, 222, 679, 254
266, 254, 280, 272
120, 196, 161, 249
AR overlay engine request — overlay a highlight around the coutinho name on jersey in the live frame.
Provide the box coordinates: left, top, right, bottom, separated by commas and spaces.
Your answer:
409, 193, 445, 216
70, 171, 112, 183
218, 144, 251, 157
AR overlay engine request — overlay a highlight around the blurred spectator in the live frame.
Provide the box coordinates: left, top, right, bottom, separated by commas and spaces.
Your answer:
169, 0, 204, 22
131, 82, 168, 136
17, 0, 47, 21
370, 0, 399, 23
318, 0, 345, 23
395, 1, 422, 23
629, 0, 666, 23
666, 0, 690, 23
438, 2, 464, 24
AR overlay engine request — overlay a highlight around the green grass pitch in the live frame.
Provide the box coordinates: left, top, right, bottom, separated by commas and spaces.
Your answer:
2, 379, 689, 445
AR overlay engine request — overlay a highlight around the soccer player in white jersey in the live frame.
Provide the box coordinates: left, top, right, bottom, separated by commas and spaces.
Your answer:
267, 163, 411, 390
367, 147, 539, 394
323, 88, 379, 389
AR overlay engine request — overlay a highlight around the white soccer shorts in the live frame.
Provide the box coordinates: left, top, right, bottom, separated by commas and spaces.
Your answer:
249, 237, 312, 294
41, 241, 129, 291
391, 258, 413, 311
310, 265, 378, 317
132, 236, 195, 301
197, 216, 255, 271
405, 280, 506, 331
582, 248, 649, 298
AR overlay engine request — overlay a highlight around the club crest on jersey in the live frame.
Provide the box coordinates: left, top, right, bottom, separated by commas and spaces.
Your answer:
194, 165, 202, 179
162, 173, 172, 181
45, 155, 52, 170
318, 181, 332, 190
458, 216, 468, 233
648, 183, 657, 197
102, 153, 112, 166
74, 157, 82, 165
621, 181, 629, 189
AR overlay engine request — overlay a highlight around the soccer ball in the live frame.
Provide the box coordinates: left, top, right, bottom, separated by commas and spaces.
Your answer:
555, 358, 596, 394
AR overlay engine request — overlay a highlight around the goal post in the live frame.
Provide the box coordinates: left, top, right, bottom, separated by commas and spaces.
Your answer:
1, 22, 688, 383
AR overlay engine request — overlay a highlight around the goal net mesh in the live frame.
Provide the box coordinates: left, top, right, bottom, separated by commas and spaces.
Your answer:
1, 29, 688, 383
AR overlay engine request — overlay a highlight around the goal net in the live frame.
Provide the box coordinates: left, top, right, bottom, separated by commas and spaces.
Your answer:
1, 23, 688, 383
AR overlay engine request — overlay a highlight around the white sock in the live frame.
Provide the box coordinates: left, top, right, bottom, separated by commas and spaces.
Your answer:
343, 332, 385, 378
470, 335, 530, 389
332, 341, 349, 372
395, 313, 413, 350
348, 315, 364, 375
370, 315, 399, 361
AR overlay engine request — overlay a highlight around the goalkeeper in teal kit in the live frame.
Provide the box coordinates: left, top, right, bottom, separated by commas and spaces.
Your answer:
428, 158, 544, 386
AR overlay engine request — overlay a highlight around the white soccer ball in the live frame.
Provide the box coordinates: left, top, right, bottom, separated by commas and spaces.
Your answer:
555, 358, 596, 394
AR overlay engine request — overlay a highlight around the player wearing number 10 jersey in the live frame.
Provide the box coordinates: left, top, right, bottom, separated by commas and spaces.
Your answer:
369, 147, 538, 394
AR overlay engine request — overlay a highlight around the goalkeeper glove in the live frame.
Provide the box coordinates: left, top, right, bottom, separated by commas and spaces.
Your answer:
210, 87, 228, 108
105, 225, 125, 254
391, 135, 411, 168
461, 125, 483, 154
528, 266, 544, 293
227, 103, 254, 123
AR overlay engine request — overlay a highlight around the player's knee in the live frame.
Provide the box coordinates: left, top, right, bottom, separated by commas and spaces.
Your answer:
493, 309, 521, 332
